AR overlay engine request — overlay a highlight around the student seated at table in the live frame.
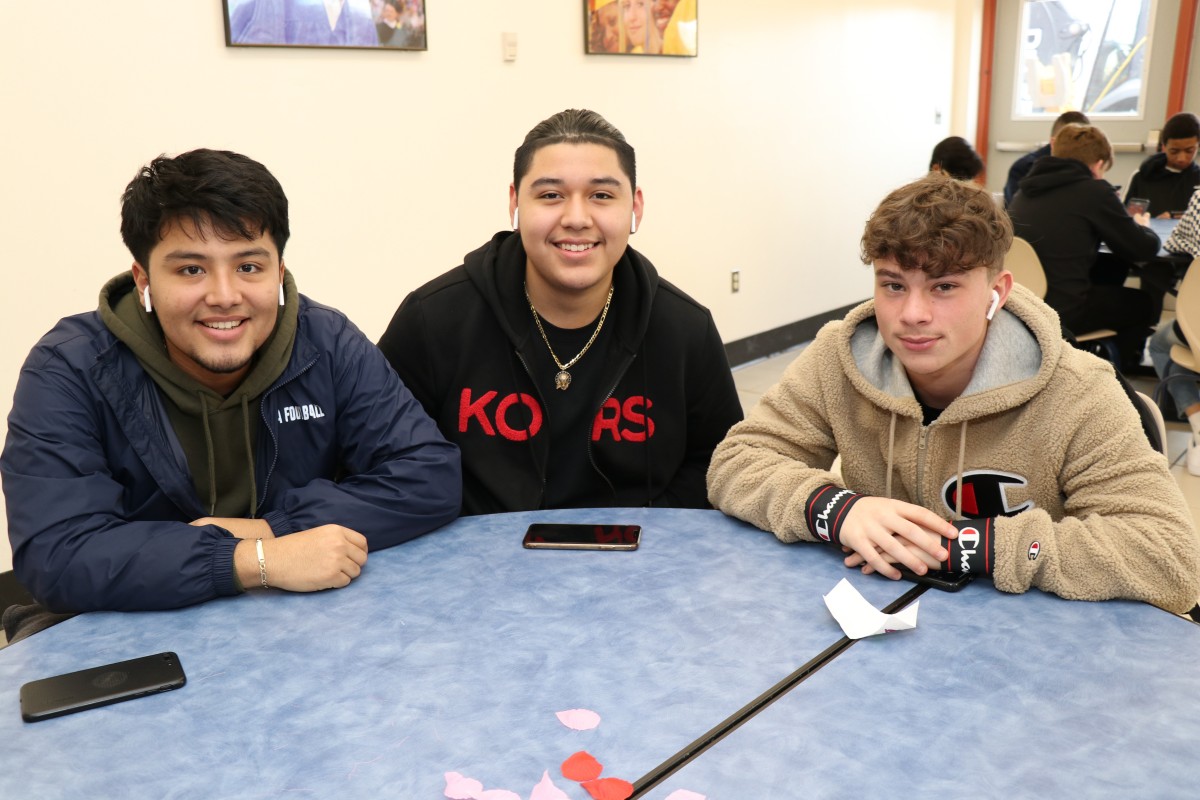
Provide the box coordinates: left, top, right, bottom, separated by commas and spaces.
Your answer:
1, 149, 461, 642
1149, 187, 1200, 473
378, 108, 743, 513
707, 173, 1200, 613
1008, 123, 1164, 372
1126, 112, 1200, 219
1003, 110, 1090, 207
928, 136, 984, 184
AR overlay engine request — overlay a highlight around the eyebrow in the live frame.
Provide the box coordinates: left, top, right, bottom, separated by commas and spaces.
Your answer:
529, 176, 624, 189
160, 247, 272, 262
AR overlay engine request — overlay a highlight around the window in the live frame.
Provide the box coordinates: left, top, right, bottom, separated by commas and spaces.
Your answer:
1013, 0, 1156, 118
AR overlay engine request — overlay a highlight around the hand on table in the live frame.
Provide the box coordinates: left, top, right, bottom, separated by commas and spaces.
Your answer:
235, 525, 368, 592
836, 497, 955, 579
192, 516, 273, 539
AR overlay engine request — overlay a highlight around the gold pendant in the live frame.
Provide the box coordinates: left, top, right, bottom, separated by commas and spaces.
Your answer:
554, 370, 572, 390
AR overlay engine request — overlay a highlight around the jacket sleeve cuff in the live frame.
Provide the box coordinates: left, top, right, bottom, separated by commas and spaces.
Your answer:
211, 535, 243, 597
940, 518, 996, 575
804, 484, 866, 546
262, 509, 294, 536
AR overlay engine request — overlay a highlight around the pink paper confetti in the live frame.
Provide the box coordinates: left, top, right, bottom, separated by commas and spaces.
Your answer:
530, 770, 571, 800
444, 771, 483, 799
561, 751, 604, 782
665, 791, 707, 800
581, 777, 634, 800
555, 708, 602, 731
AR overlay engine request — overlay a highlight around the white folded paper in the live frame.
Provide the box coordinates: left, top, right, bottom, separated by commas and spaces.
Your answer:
823, 578, 919, 639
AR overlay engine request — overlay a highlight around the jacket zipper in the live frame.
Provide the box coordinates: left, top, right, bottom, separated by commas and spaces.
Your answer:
257, 352, 321, 511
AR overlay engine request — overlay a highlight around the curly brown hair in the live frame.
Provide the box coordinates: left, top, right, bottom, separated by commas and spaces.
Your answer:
860, 173, 1012, 278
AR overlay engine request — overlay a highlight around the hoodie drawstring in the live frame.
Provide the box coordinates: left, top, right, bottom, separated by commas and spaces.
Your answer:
242, 394, 258, 519
885, 412, 897, 499
199, 393, 217, 516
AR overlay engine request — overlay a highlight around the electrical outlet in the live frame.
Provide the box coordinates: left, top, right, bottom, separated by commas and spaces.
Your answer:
731, 270, 740, 293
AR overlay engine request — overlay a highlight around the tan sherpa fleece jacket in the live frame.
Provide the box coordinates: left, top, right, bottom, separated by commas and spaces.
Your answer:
708, 284, 1200, 613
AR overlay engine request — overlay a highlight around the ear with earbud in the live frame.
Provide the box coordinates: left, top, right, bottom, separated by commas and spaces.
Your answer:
279, 282, 286, 307
512, 208, 519, 230
986, 289, 1000, 321
630, 212, 637, 234
143, 288, 153, 314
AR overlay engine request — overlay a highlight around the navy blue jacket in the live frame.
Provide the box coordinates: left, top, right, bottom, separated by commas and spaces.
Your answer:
2, 296, 461, 612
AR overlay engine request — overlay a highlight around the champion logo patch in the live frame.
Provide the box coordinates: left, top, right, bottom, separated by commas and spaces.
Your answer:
942, 470, 1033, 518
1027, 541, 1040, 561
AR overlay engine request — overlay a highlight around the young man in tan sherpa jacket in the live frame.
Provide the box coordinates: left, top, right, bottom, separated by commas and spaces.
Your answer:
707, 173, 1200, 613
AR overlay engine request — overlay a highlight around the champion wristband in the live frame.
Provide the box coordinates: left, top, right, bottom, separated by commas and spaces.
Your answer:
941, 518, 995, 576
805, 484, 866, 547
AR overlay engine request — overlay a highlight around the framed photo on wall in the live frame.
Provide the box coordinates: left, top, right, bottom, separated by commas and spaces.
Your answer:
586, 0, 697, 56
223, 0, 428, 50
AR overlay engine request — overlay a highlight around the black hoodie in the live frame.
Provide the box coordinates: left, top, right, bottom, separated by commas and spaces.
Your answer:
1009, 156, 1160, 322
1125, 152, 1200, 217
378, 231, 743, 514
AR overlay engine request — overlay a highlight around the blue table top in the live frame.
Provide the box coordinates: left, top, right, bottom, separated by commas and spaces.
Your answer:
648, 578, 1200, 800
0, 508, 910, 799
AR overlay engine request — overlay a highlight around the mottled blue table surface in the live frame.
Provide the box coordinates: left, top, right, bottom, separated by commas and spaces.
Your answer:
650, 577, 1200, 800
0, 508, 907, 799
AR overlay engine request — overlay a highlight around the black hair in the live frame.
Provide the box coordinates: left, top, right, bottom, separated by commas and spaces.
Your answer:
1162, 112, 1200, 145
1050, 110, 1090, 137
928, 136, 984, 182
513, 109, 636, 192
120, 148, 290, 267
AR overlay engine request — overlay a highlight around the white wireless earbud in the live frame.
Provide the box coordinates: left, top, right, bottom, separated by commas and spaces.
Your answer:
986, 289, 1000, 321
279, 282, 286, 307
630, 212, 637, 234
143, 288, 152, 314
512, 208, 519, 230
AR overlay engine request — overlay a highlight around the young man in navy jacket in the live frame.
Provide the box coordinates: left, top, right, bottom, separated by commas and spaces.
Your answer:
1, 149, 461, 641
378, 109, 743, 513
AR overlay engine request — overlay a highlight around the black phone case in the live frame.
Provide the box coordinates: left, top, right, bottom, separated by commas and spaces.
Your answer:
20, 651, 187, 722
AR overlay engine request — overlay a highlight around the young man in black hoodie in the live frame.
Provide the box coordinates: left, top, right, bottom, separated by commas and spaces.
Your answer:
379, 109, 743, 514
1125, 111, 1200, 218
1008, 123, 1162, 370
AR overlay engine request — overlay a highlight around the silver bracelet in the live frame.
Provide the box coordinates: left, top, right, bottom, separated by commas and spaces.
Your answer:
255, 538, 268, 588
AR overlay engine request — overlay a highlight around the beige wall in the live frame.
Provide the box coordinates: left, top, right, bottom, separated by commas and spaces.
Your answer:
0, 0, 969, 572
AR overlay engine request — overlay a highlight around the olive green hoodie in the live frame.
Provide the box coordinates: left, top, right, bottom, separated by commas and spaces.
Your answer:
98, 271, 298, 517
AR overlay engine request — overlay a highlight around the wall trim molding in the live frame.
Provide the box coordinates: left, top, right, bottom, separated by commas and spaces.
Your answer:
724, 301, 863, 367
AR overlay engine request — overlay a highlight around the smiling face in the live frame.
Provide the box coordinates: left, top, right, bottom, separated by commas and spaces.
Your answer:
873, 259, 1012, 408
510, 142, 643, 313
132, 215, 284, 396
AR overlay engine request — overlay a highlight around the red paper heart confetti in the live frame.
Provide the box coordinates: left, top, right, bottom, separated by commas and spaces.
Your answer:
561, 750, 603, 782
581, 777, 634, 800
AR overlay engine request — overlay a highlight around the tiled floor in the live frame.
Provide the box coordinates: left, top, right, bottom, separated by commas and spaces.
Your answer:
732, 341, 1200, 528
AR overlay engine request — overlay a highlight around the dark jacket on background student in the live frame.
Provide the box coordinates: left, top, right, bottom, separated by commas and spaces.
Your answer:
1008, 156, 1160, 325
1125, 152, 1200, 217
378, 231, 744, 514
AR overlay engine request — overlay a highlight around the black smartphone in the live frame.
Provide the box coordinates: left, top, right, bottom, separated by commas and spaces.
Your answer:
522, 523, 641, 551
896, 567, 974, 592
20, 651, 187, 723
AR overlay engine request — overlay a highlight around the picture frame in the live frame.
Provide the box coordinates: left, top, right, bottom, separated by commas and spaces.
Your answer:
223, 0, 427, 51
586, 0, 697, 57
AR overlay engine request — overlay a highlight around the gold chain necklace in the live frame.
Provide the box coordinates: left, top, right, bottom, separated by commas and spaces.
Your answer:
524, 282, 614, 391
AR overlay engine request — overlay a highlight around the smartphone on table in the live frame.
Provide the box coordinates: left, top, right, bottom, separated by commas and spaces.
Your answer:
20, 651, 187, 722
522, 523, 641, 551
896, 567, 973, 592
